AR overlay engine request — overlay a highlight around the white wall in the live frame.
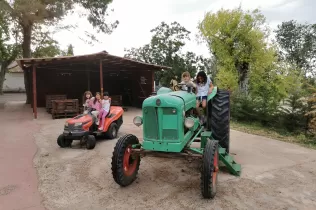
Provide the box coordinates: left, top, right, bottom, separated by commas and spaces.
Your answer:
3, 72, 25, 92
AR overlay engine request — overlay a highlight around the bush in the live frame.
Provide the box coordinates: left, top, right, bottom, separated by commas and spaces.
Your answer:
277, 94, 308, 134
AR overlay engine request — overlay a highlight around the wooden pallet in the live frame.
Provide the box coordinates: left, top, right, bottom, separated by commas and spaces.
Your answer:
46, 94, 67, 113
52, 112, 79, 119
51, 99, 79, 119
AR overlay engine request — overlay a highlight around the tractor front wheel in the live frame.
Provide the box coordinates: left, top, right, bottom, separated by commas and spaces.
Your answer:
201, 139, 219, 199
111, 134, 141, 186
86, 135, 96, 150
57, 134, 72, 148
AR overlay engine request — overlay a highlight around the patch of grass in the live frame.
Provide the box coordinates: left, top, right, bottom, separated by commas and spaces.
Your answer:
230, 120, 316, 149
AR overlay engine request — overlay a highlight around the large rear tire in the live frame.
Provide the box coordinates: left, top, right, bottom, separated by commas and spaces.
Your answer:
208, 89, 230, 153
111, 134, 141, 187
201, 139, 219, 199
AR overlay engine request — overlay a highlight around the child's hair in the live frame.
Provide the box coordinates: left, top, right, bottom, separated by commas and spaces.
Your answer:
182, 71, 190, 79
103, 91, 109, 97
83, 91, 93, 103
94, 92, 101, 104
196, 71, 207, 84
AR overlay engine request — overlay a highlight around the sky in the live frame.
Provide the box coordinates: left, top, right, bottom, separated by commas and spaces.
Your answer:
53, 0, 316, 58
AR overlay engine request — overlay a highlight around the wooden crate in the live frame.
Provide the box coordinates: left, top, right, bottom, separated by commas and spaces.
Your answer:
51, 99, 79, 119
46, 95, 67, 113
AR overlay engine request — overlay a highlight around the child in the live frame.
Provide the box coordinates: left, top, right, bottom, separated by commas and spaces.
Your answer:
83, 91, 93, 114
195, 71, 214, 124
89, 92, 102, 125
181, 71, 196, 91
83, 91, 93, 111
98, 92, 111, 131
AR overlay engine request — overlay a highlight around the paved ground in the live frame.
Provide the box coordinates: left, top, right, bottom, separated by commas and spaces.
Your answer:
1, 93, 316, 210
0, 94, 44, 210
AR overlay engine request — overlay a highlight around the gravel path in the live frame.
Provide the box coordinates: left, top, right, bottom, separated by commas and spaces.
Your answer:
32, 108, 316, 210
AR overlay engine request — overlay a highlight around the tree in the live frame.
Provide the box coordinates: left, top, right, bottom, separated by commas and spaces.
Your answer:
0, 9, 19, 95
198, 7, 275, 92
65, 44, 74, 56
305, 86, 316, 136
124, 21, 212, 85
0, 0, 118, 103
275, 20, 316, 77
32, 37, 61, 58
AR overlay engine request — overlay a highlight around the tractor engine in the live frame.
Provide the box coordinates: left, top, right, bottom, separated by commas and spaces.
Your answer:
133, 87, 200, 152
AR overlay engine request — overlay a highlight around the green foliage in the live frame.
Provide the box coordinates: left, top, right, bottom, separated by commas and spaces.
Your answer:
275, 20, 316, 77
1, 0, 117, 102
305, 86, 316, 135
278, 93, 308, 133
0, 8, 20, 94
124, 21, 212, 85
32, 38, 61, 58
65, 44, 74, 56
198, 7, 275, 92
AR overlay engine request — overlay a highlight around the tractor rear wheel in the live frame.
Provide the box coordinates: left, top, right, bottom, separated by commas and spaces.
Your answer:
201, 139, 219, 199
208, 89, 230, 153
105, 123, 118, 139
111, 134, 141, 186
86, 135, 96, 150
57, 134, 72, 148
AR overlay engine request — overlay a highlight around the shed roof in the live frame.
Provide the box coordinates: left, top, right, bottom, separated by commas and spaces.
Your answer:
16, 51, 170, 71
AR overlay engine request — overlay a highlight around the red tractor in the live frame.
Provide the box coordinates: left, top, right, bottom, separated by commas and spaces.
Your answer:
57, 106, 124, 149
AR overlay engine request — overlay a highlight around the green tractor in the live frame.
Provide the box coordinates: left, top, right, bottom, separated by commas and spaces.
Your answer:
111, 83, 241, 199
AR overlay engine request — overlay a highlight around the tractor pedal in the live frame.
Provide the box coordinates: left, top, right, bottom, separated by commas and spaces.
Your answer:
232, 163, 241, 172
224, 155, 233, 163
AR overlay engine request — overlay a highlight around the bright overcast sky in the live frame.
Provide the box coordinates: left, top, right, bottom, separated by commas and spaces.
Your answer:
53, 0, 315, 58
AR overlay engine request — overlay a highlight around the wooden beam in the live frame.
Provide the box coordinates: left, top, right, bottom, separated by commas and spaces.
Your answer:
86, 67, 90, 90
152, 70, 155, 92
100, 59, 103, 97
32, 65, 37, 119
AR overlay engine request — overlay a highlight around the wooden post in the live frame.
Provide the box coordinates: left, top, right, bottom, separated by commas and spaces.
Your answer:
32, 65, 37, 119
152, 70, 155, 92
86, 69, 90, 90
100, 59, 103, 97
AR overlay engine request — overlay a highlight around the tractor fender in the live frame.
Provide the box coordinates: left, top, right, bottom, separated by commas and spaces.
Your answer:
207, 86, 218, 102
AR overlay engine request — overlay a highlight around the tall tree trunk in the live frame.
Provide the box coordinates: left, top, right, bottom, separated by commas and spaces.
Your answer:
22, 24, 32, 104
0, 63, 8, 95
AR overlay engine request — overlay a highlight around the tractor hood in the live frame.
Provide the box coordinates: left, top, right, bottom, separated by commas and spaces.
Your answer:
143, 90, 196, 112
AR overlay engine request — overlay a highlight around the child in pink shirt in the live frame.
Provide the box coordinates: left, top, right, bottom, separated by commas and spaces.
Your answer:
89, 92, 102, 125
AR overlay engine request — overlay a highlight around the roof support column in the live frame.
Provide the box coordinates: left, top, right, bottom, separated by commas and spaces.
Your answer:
99, 59, 103, 97
32, 65, 37, 119
86, 68, 90, 90
152, 71, 155, 92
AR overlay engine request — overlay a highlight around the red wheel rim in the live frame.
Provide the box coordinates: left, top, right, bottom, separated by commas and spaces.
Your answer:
123, 145, 138, 176
212, 150, 219, 188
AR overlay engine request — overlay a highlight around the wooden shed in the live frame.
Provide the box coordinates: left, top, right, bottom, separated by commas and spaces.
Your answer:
16, 51, 170, 119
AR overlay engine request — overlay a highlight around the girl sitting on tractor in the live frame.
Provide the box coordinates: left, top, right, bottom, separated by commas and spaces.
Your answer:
89, 92, 102, 125
83, 91, 93, 112
98, 92, 111, 131
195, 71, 214, 124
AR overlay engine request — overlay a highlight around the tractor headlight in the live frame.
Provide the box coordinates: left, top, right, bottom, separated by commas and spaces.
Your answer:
133, 116, 143, 127
65, 122, 69, 127
74, 122, 82, 126
184, 118, 195, 129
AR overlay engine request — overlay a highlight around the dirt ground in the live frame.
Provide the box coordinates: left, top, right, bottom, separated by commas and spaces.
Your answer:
1, 94, 316, 210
